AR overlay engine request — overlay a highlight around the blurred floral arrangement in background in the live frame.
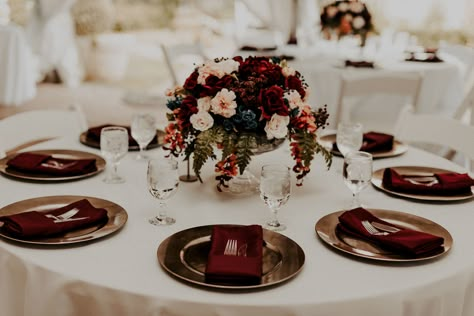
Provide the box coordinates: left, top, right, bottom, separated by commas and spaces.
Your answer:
164, 56, 332, 190
320, 0, 374, 44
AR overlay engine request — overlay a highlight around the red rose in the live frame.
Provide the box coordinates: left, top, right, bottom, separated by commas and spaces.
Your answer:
183, 71, 199, 91
258, 85, 289, 120
176, 96, 198, 128
201, 74, 234, 97
285, 75, 306, 99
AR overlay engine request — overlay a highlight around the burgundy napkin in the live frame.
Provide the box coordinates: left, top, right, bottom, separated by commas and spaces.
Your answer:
0, 199, 108, 238
205, 225, 263, 285
7, 152, 97, 176
337, 208, 444, 256
333, 132, 394, 153
240, 45, 277, 52
86, 124, 158, 147
344, 60, 375, 68
360, 132, 394, 152
382, 168, 474, 196
405, 52, 443, 63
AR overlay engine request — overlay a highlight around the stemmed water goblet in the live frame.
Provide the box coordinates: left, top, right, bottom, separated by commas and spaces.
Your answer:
336, 122, 363, 157
342, 151, 373, 209
100, 126, 129, 184
131, 113, 156, 160
259, 164, 291, 231
147, 158, 179, 226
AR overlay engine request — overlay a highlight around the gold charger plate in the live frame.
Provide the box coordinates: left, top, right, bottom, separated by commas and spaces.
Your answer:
157, 225, 305, 290
0, 149, 106, 181
315, 208, 453, 262
319, 134, 407, 158
80, 129, 165, 151
372, 166, 474, 201
0, 195, 128, 245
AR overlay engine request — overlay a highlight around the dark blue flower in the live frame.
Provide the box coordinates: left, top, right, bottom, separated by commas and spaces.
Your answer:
166, 97, 182, 111
223, 119, 234, 132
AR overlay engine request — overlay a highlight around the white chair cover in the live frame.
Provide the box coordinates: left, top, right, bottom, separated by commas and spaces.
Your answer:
0, 24, 37, 106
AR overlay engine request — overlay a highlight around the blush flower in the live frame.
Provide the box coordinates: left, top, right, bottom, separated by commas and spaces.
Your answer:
265, 114, 290, 140
190, 111, 214, 131
211, 88, 237, 118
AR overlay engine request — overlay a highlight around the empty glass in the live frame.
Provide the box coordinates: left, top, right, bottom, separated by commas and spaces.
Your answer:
147, 158, 179, 226
259, 164, 291, 231
100, 126, 128, 183
131, 113, 156, 160
336, 122, 363, 157
343, 151, 373, 209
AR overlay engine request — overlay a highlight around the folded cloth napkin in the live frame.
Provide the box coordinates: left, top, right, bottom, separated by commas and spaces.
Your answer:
333, 132, 394, 153
405, 52, 443, 63
337, 207, 444, 256
240, 45, 277, 51
205, 225, 263, 285
382, 168, 474, 196
7, 152, 97, 176
344, 60, 375, 68
86, 124, 158, 147
0, 199, 108, 238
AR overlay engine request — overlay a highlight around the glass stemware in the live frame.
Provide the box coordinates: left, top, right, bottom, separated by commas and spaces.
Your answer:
259, 164, 291, 231
336, 122, 363, 157
147, 158, 179, 226
100, 126, 128, 184
343, 151, 373, 209
131, 113, 156, 160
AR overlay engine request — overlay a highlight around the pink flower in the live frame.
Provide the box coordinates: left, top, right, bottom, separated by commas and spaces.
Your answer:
190, 111, 214, 131
210, 88, 237, 118
197, 96, 211, 112
284, 90, 304, 110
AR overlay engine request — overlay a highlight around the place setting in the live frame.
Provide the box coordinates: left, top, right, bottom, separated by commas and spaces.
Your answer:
315, 149, 454, 262
319, 122, 408, 159
0, 149, 106, 181
151, 160, 305, 290
0, 195, 128, 245
79, 113, 165, 155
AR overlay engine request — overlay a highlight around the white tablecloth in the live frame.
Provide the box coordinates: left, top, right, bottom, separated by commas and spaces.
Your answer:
0, 135, 473, 316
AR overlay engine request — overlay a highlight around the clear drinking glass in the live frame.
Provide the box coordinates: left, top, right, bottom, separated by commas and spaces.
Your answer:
336, 122, 363, 157
259, 164, 291, 231
100, 126, 129, 184
147, 158, 179, 226
343, 151, 373, 209
131, 113, 156, 160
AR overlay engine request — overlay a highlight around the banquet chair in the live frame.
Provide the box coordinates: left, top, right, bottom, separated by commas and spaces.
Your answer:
160, 42, 206, 86
334, 71, 423, 133
0, 108, 86, 157
394, 106, 474, 171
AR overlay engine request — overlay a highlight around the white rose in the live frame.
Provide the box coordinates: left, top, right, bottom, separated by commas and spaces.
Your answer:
211, 88, 237, 118
352, 16, 366, 29
338, 2, 349, 12
197, 96, 211, 112
218, 59, 239, 74
190, 111, 214, 131
350, 2, 364, 13
265, 114, 290, 140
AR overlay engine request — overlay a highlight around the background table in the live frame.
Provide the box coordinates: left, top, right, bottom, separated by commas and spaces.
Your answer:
0, 135, 473, 316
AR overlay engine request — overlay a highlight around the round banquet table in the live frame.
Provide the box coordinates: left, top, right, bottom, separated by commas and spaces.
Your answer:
0, 135, 473, 316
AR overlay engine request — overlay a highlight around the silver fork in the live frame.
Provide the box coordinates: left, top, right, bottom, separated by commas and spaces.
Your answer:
362, 220, 389, 236
223, 239, 238, 256
45, 208, 80, 222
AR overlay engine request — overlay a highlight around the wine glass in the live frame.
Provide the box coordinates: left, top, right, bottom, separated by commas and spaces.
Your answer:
336, 122, 363, 157
259, 164, 291, 231
131, 113, 156, 160
147, 158, 179, 226
100, 126, 129, 184
343, 151, 373, 209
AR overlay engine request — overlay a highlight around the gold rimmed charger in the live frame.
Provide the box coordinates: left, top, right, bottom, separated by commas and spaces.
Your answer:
80, 129, 165, 151
0, 149, 106, 181
0, 195, 128, 245
319, 133, 408, 158
157, 225, 305, 290
315, 208, 453, 262
372, 166, 474, 201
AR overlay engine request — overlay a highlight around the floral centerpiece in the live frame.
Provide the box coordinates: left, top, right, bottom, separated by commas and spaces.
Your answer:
164, 56, 332, 191
320, 0, 374, 45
